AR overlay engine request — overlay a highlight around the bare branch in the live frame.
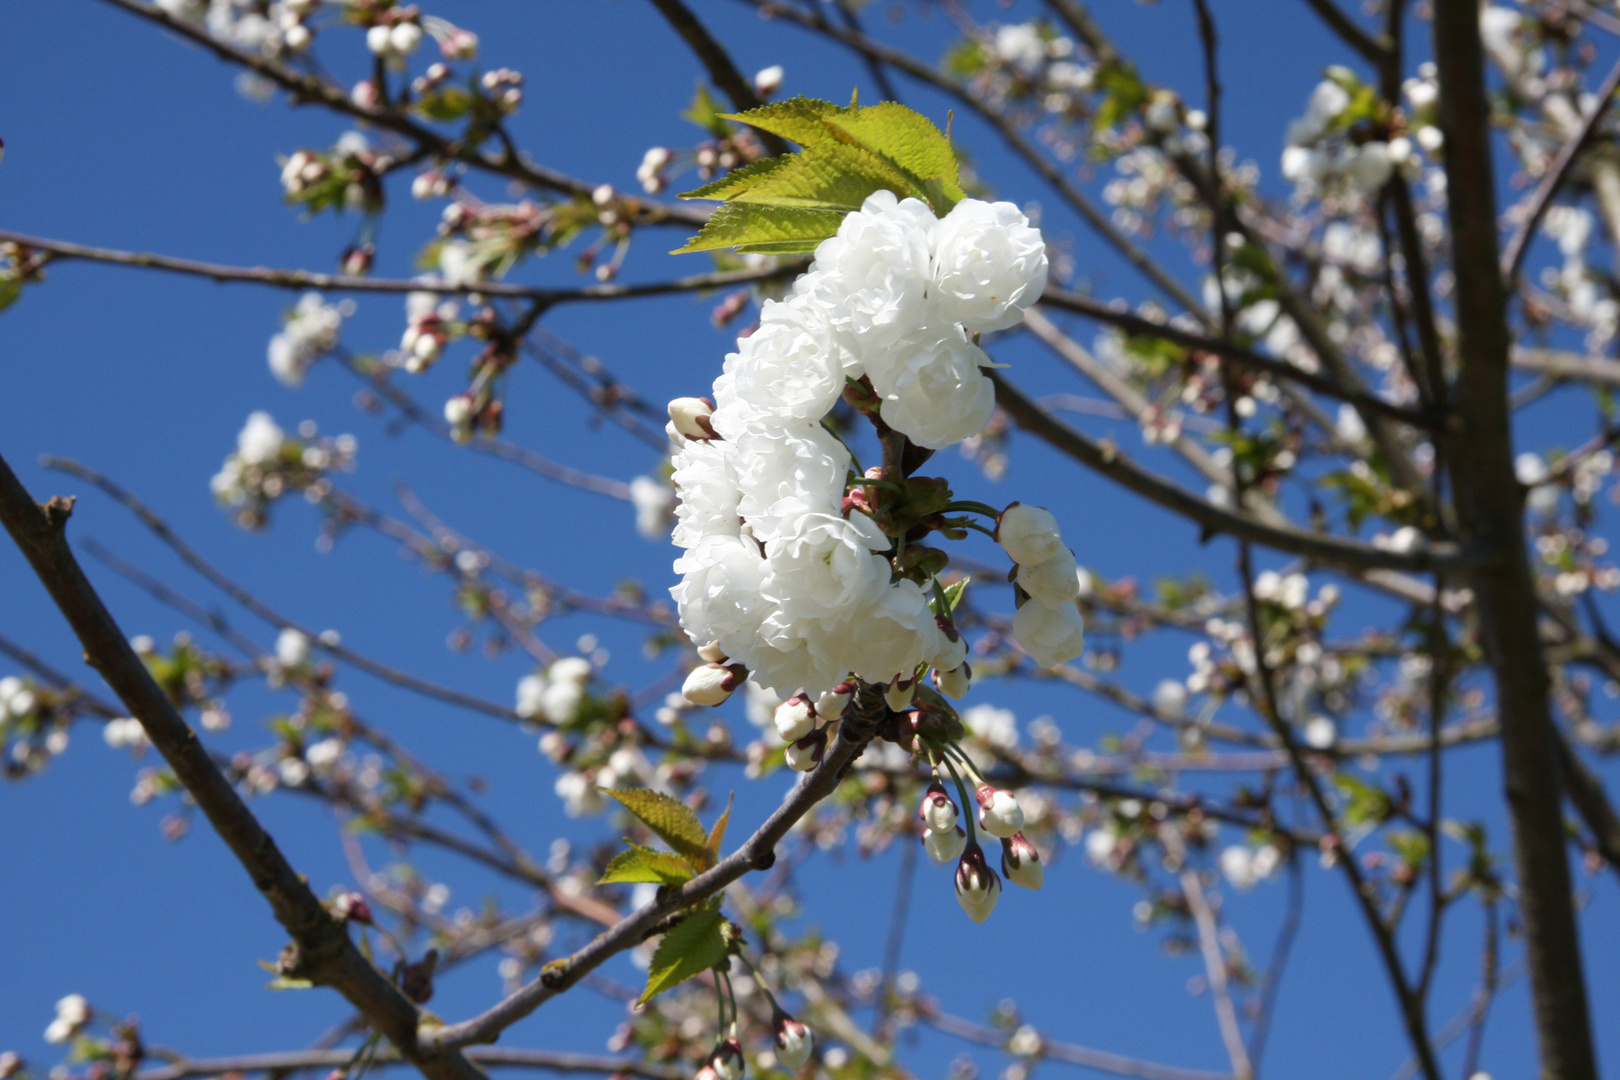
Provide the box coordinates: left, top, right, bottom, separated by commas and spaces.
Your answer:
1298, 0, 1392, 65
646, 0, 791, 157
923, 1008, 1234, 1080
137, 1048, 682, 1080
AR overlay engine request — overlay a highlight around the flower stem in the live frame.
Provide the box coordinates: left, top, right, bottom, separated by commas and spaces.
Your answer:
939, 753, 978, 846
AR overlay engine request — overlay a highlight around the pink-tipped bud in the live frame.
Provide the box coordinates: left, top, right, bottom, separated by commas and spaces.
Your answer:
814, 682, 852, 720
784, 726, 829, 772
976, 784, 1025, 839
773, 693, 816, 743
333, 891, 374, 923
884, 678, 916, 712
668, 397, 717, 441
924, 824, 967, 863
773, 1012, 813, 1071
919, 780, 958, 833
682, 662, 746, 706
1001, 832, 1044, 890
955, 842, 1002, 923
996, 502, 1063, 565
933, 663, 971, 699
711, 1038, 745, 1080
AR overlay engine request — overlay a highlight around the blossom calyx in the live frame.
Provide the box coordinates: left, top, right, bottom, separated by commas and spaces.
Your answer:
711, 1039, 746, 1080
773, 693, 817, 743
955, 842, 1002, 923
1000, 832, 1044, 890
923, 824, 967, 863
919, 780, 958, 833
976, 784, 1025, 838
668, 397, 718, 441
682, 662, 747, 706
772, 1012, 814, 1071
996, 503, 1063, 565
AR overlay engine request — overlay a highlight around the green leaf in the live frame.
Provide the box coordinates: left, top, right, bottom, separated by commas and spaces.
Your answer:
671, 203, 843, 255
820, 102, 965, 208
412, 86, 474, 122
599, 842, 698, 886
684, 82, 734, 139
682, 141, 915, 211
721, 96, 850, 147
639, 904, 729, 1004
0, 276, 20, 315
942, 576, 971, 614
705, 793, 734, 867
602, 788, 711, 864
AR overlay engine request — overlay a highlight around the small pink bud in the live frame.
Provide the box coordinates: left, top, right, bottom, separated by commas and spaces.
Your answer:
682, 662, 746, 706
333, 891, 374, 924
1000, 832, 1044, 890
955, 842, 1002, 923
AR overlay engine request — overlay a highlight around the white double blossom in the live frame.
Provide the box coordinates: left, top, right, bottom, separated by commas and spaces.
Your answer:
668, 191, 1049, 697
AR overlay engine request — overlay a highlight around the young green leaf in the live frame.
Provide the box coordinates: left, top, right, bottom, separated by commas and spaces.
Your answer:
602, 788, 711, 864
598, 842, 699, 886
682, 142, 914, 212
720, 96, 850, 147
942, 576, 971, 613
671, 203, 843, 256
683, 82, 734, 139
639, 904, 729, 1005
820, 103, 965, 208
705, 792, 734, 867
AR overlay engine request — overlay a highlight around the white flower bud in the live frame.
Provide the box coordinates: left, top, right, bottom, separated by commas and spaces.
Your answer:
1152, 679, 1188, 720
919, 781, 958, 833
814, 683, 852, 720
884, 679, 916, 711
754, 64, 785, 97
389, 20, 423, 56
923, 824, 967, 863
773, 1015, 813, 1071
668, 396, 717, 440
682, 662, 746, 706
1000, 832, 1044, 890
1017, 546, 1080, 605
997, 503, 1064, 565
955, 843, 1002, 923
976, 784, 1025, 839
276, 627, 312, 668
365, 23, 392, 55
773, 694, 816, 743
1012, 599, 1086, 668
696, 640, 728, 664
933, 663, 971, 699
283, 23, 312, 51
784, 729, 827, 772
711, 1039, 745, 1080
443, 395, 473, 427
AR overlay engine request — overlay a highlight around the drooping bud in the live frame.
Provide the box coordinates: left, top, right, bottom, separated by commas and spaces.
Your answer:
976, 784, 1025, 839
668, 397, 718, 441
954, 842, 1002, 923
772, 1012, 813, 1071
1000, 832, 1044, 890
933, 663, 971, 699
711, 1038, 746, 1080
919, 780, 959, 833
784, 726, 829, 772
996, 503, 1063, 565
923, 824, 967, 863
773, 693, 816, 743
884, 678, 916, 712
814, 682, 852, 721
682, 662, 746, 706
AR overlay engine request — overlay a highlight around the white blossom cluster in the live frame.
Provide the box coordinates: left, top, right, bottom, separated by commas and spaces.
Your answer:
268, 292, 352, 387
668, 191, 1048, 698
1279, 73, 1437, 200
211, 412, 357, 527
1000, 504, 1087, 668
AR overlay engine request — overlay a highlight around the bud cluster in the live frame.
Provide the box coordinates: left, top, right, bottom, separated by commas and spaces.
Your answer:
211, 412, 358, 529
999, 504, 1086, 668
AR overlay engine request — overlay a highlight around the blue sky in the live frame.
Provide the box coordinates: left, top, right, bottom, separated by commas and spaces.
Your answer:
1, 2, 1615, 1079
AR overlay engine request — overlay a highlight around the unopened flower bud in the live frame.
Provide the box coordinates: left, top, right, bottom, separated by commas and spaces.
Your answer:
884, 678, 916, 712
773, 1013, 813, 1071
784, 727, 828, 772
976, 784, 1025, 838
696, 640, 728, 664
668, 397, 717, 440
919, 780, 958, 833
711, 1038, 745, 1080
444, 394, 473, 427
682, 662, 746, 706
389, 20, 423, 56
754, 64, 785, 97
283, 22, 312, 51
814, 682, 852, 720
352, 79, 380, 110
365, 23, 392, 55
933, 663, 971, 699
997, 503, 1063, 565
954, 842, 1002, 923
333, 891, 375, 923
773, 693, 816, 743
924, 824, 968, 863
1000, 832, 1044, 890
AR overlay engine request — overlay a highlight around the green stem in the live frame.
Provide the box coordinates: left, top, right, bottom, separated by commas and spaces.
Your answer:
736, 953, 784, 1015
939, 753, 978, 847
718, 967, 740, 1037
944, 500, 1004, 518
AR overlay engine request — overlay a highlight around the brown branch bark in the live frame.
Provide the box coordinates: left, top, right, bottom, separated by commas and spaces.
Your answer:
646, 0, 791, 157
0, 452, 481, 1080
1432, 3, 1599, 1077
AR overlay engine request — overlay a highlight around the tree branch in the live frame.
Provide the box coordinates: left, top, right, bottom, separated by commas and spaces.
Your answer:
646, 0, 791, 157
0, 451, 481, 1080
137, 1048, 681, 1080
